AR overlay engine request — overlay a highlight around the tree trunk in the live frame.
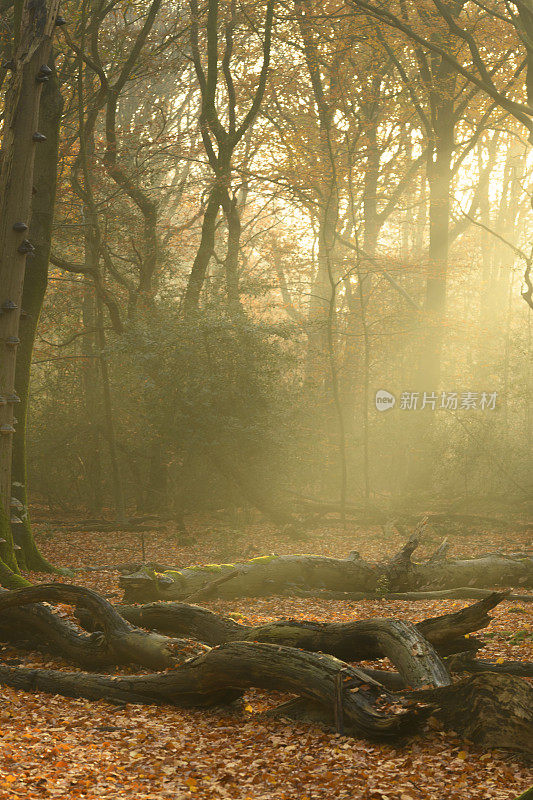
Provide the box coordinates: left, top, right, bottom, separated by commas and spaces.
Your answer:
96, 297, 127, 525
119, 541, 532, 603
221, 190, 243, 314
0, 583, 530, 754
0, 500, 25, 587
11, 56, 63, 573
0, 639, 424, 738
79, 591, 506, 662
0, 584, 175, 669
81, 287, 104, 516
410, 673, 533, 754
418, 68, 456, 389
141, 437, 168, 514
0, 0, 60, 586
182, 182, 224, 314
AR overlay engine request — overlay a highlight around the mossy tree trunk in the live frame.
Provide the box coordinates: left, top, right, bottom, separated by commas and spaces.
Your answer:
0, 499, 29, 588
119, 542, 533, 603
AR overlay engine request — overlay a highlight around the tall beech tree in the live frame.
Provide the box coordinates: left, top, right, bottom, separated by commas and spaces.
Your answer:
11, 56, 64, 572
0, 0, 61, 586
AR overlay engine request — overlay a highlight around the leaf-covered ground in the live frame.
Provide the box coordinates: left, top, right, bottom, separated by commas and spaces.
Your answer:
0, 512, 531, 799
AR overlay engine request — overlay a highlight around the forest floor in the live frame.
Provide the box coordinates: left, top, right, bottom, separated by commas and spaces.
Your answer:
0, 510, 531, 800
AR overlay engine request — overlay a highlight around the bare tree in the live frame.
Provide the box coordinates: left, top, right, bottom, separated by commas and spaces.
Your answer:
182, 0, 275, 314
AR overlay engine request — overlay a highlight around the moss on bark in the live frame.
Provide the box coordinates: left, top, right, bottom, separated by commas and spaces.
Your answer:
0, 501, 30, 588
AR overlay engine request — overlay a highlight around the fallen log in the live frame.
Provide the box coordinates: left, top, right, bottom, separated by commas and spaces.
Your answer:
0, 584, 176, 669
288, 493, 386, 522
287, 495, 532, 531
69, 567, 533, 602
445, 652, 533, 678
268, 672, 533, 755
0, 641, 424, 739
2, 592, 456, 691
0, 584, 531, 754
426, 538, 450, 563
119, 539, 533, 602
0, 585, 500, 671
0, 598, 119, 669
342, 654, 533, 688
82, 592, 505, 661
410, 673, 533, 755
292, 588, 533, 602
184, 569, 242, 602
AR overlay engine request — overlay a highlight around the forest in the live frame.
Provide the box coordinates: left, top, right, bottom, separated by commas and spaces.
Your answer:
0, 0, 532, 798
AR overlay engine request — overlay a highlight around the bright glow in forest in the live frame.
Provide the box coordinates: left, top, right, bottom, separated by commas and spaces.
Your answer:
0, 1, 531, 798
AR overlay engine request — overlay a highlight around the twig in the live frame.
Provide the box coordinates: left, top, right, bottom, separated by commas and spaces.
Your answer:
184, 570, 241, 602
458, 206, 533, 310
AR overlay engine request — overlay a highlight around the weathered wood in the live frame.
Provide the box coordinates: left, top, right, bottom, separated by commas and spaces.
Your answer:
3, 588, 453, 693
411, 673, 533, 755
0, 598, 119, 668
0, 584, 175, 669
445, 652, 533, 678
426, 538, 450, 563
184, 569, 242, 602
0, 584, 530, 753
414, 591, 505, 654
339, 655, 533, 688
294, 587, 533, 602
0, 642, 424, 740
3, 587, 455, 690
93, 592, 505, 661
119, 545, 532, 602
119, 554, 380, 602
273, 673, 533, 756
